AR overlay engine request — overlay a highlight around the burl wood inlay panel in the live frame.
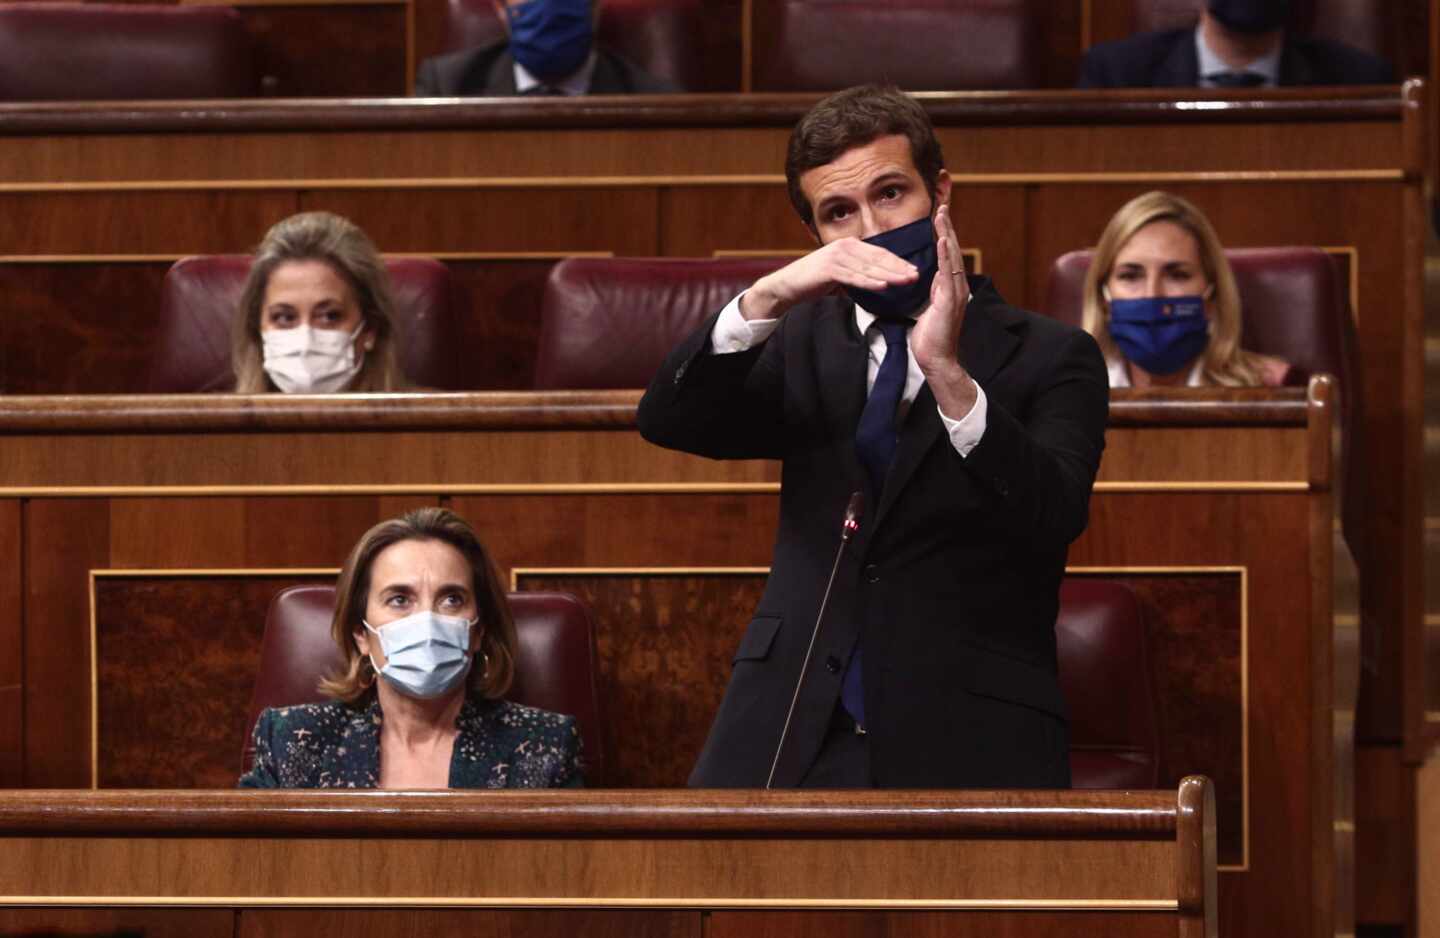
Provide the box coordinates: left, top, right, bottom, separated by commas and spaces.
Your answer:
239, 908, 698, 938
93, 574, 333, 788
708, 910, 1176, 938
518, 571, 767, 788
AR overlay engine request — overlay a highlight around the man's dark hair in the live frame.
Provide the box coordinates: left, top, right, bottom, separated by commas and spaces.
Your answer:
785, 85, 946, 230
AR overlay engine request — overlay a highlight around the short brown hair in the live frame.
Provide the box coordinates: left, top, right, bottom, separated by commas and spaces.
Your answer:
785, 85, 946, 229
319, 507, 518, 704
231, 211, 406, 393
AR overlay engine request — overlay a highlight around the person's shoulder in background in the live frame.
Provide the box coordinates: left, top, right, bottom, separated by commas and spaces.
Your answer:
1282, 35, 1394, 85
415, 42, 679, 96
1077, 27, 1195, 88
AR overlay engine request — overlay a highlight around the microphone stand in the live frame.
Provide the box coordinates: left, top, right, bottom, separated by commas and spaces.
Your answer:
765, 491, 864, 789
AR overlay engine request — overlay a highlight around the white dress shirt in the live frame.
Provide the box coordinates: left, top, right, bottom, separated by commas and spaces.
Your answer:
513, 50, 598, 96
1195, 26, 1283, 87
1106, 355, 1206, 387
709, 292, 988, 458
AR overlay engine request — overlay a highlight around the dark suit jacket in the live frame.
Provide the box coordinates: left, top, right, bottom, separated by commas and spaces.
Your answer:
237, 693, 584, 789
1078, 27, 1394, 88
415, 41, 678, 95
636, 277, 1108, 788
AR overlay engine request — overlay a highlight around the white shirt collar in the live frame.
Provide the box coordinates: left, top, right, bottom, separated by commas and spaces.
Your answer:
853, 293, 973, 337
513, 49, 599, 96
1106, 354, 1206, 388
1194, 25, 1282, 87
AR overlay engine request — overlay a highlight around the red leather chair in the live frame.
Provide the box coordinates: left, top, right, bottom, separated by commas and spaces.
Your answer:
751, 0, 1045, 91
0, 3, 259, 101
240, 585, 606, 785
429, 0, 711, 92
1057, 578, 1159, 789
533, 256, 787, 390
150, 255, 463, 392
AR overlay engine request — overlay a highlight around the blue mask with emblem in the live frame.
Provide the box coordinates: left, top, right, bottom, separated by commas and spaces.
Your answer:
842, 214, 938, 322
1107, 294, 1210, 377
506, 0, 594, 82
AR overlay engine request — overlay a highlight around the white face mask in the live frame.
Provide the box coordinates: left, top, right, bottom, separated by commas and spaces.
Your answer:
363, 610, 478, 700
261, 323, 365, 393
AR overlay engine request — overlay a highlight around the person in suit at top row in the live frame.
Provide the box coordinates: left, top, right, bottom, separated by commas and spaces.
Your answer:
415, 0, 677, 97
1079, 0, 1393, 89
638, 85, 1109, 789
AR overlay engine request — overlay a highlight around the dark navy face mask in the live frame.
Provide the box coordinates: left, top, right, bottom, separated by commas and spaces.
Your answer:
506, 0, 593, 81
841, 214, 939, 322
1206, 0, 1290, 34
1107, 294, 1210, 377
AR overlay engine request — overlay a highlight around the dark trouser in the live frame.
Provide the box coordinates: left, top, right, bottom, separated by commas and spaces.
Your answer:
798, 706, 872, 788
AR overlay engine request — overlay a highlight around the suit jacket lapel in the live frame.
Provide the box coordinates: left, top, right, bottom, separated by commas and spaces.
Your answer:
1157, 31, 1200, 86
870, 280, 1021, 532
821, 300, 871, 499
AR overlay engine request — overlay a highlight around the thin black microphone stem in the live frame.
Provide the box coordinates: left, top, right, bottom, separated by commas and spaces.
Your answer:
765, 491, 864, 789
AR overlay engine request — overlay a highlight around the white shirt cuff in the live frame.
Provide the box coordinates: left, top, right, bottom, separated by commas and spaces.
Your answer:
938, 380, 987, 458
710, 291, 781, 354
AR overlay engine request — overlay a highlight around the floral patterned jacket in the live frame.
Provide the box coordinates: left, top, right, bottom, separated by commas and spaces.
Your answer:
238, 692, 583, 789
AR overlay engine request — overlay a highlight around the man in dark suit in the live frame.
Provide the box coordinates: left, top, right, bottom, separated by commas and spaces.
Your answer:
637, 86, 1108, 789
415, 0, 676, 96
1079, 0, 1393, 88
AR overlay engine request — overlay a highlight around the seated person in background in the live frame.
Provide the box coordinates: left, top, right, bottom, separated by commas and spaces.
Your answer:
1078, 0, 1393, 88
415, 0, 677, 96
239, 507, 584, 788
231, 211, 407, 393
1083, 190, 1293, 388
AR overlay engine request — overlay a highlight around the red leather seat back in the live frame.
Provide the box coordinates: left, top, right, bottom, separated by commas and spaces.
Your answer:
241, 585, 606, 785
0, 3, 259, 101
534, 256, 788, 390
151, 254, 462, 392
751, 0, 1045, 91
1057, 579, 1160, 789
433, 0, 709, 91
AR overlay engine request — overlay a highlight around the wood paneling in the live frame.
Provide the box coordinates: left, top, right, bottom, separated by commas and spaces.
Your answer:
707, 910, 1176, 938
239, 909, 696, 938
23, 499, 109, 788
0, 501, 20, 788
94, 574, 332, 789
0, 909, 234, 938
239, 4, 408, 97
0, 192, 295, 255
0, 262, 170, 394
1355, 743, 1416, 926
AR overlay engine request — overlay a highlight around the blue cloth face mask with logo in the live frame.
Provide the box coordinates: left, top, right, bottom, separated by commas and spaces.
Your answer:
506, 0, 594, 82
1107, 294, 1210, 377
841, 213, 939, 322
364, 610, 477, 700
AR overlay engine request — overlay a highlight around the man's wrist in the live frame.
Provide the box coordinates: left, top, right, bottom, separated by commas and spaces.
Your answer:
926, 361, 978, 417
740, 277, 785, 321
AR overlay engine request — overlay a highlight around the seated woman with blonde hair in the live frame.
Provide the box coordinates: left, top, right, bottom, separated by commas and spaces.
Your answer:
239, 507, 582, 788
1083, 190, 1294, 388
231, 211, 408, 393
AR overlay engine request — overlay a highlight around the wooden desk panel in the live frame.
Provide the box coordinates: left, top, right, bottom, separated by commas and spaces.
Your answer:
0, 386, 1333, 938
0, 783, 1217, 938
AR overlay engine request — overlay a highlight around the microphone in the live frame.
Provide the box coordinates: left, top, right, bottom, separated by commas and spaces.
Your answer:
765, 490, 864, 789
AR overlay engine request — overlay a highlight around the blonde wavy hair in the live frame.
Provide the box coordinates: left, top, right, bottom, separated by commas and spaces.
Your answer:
1082, 191, 1267, 386
231, 211, 405, 393
319, 507, 518, 705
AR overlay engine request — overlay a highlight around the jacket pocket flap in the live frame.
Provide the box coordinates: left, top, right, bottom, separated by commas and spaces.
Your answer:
961, 650, 1069, 720
733, 616, 781, 663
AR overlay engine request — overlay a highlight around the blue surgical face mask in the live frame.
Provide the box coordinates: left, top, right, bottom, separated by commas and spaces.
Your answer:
506, 0, 593, 82
1107, 294, 1211, 378
841, 213, 938, 322
364, 610, 477, 700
